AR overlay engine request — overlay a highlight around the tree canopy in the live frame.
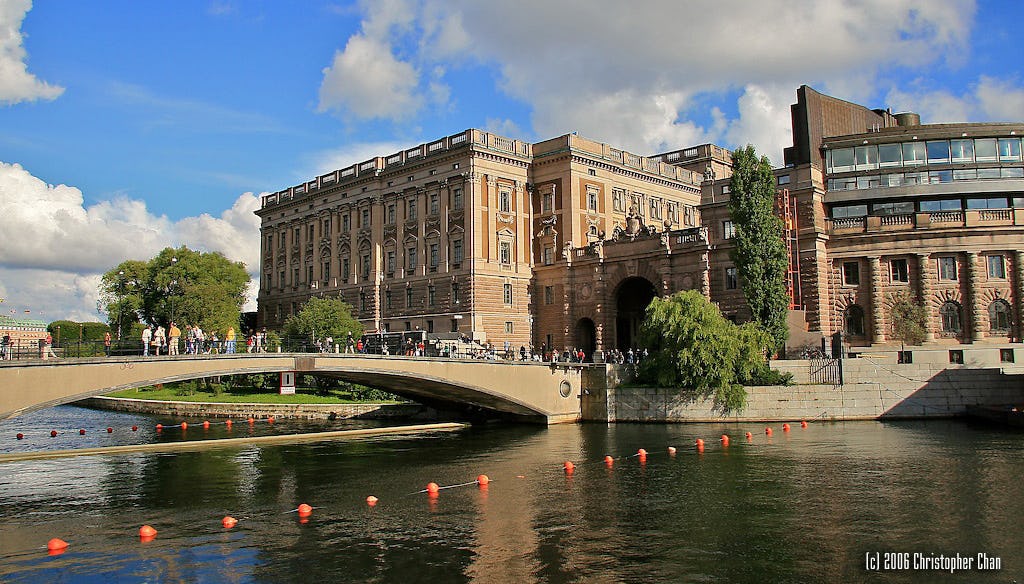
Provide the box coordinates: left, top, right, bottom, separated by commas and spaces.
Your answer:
728, 144, 790, 351
99, 246, 249, 336
889, 292, 928, 346
283, 297, 363, 342
636, 290, 787, 411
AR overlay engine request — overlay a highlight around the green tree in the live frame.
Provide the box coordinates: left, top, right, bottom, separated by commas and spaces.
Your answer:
99, 246, 249, 335
283, 297, 363, 345
890, 292, 928, 347
728, 144, 791, 351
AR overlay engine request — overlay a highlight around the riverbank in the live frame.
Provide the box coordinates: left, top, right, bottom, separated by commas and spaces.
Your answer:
78, 396, 441, 421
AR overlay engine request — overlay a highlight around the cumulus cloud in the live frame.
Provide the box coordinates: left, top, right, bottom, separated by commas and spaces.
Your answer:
0, 162, 262, 320
324, 0, 975, 157
0, 0, 64, 105
885, 75, 1024, 124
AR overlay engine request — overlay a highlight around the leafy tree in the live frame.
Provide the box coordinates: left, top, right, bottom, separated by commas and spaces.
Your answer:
890, 293, 928, 347
283, 297, 363, 344
99, 246, 249, 336
728, 144, 791, 351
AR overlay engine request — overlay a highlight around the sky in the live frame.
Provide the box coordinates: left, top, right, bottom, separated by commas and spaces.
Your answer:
1, 0, 1023, 323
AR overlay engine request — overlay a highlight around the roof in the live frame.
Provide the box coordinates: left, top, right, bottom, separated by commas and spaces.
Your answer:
0, 314, 48, 329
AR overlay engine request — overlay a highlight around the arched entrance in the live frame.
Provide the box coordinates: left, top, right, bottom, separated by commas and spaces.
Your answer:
615, 277, 657, 350
575, 318, 596, 361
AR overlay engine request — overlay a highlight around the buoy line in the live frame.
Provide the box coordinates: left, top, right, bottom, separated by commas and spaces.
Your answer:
0, 422, 469, 464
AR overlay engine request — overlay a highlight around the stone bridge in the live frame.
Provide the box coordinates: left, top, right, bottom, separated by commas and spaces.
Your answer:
0, 354, 595, 423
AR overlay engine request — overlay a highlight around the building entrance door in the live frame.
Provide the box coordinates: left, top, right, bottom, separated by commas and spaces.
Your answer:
615, 277, 657, 350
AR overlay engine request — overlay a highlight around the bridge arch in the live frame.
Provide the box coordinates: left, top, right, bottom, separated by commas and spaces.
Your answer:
613, 276, 658, 350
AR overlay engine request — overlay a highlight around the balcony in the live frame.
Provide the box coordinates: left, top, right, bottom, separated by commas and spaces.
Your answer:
828, 208, 1024, 234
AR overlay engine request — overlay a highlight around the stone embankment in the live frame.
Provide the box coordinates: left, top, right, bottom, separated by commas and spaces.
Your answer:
78, 396, 440, 421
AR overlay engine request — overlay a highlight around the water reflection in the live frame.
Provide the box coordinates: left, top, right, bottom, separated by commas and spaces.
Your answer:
1, 414, 1022, 582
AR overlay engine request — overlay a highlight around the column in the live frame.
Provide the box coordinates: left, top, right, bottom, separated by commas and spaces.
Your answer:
1015, 251, 1024, 343
916, 253, 934, 341
869, 256, 886, 344
965, 252, 983, 342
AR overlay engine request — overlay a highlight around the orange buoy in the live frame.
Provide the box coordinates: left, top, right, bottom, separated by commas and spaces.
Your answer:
225, 419, 233, 427
222, 516, 238, 529
366, 496, 379, 506
79, 429, 86, 435
720, 434, 730, 446
563, 461, 575, 474
155, 424, 163, 432
203, 421, 210, 429
47, 538, 68, 551
782, 423, 791, 432
138, 525, 157, 538
637, 448, 648, 457
50, 430, 58, 437
426, 482, 440, 495
801, 420, 808, 428
267, 416, 275, 424
297, 503, 313, 517
696, 438, 705, 452
476, 474, 490, 485
131, 425, 138, 432
106, 427, 113, 433
604, 455, 614, 466
16, 433, 24, 440
667, 446, 677, 455
180, 421, 188, 430
745, 432, 752, 440
247, 417, 255, 424
765, 427, 773, 436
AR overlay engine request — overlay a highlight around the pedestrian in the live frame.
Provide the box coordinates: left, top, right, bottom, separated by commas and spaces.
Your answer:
142, 325, 152, 356
43, 332, 58, 360
246, 334, 254, 353
154, 325, 166, 355
356, 339, 363, 353
0, 333, 9, 360
225, 326, 236, 354
346, 332, 355, 354
168, 322, 181, 355
103, 331, 112, 357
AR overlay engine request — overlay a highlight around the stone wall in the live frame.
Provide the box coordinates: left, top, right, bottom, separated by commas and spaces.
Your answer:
77, 396, 439, 421
582, 357, 1024, 422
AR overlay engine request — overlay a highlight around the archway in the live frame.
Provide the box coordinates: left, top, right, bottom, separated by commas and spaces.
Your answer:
574, 318, 596, 362
615, 277, 657, 350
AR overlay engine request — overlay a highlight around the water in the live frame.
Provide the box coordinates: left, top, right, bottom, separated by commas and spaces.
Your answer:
1, 407, 1022, 582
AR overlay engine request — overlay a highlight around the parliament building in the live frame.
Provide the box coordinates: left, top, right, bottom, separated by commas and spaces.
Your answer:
255, 86, 1024, 357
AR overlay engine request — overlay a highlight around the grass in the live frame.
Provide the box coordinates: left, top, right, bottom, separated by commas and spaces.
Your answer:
106, 383, 401, 405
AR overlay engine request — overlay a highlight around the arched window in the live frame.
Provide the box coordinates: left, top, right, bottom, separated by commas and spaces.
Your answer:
844, 304, 865, 336
939, 301, 962, 335
989, 299, 1012, 333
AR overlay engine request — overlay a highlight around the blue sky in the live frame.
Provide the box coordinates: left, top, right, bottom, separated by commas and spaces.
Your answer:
1, 0, 1022, 321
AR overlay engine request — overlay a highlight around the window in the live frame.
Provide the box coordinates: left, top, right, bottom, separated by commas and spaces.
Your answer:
266, 234, 273, 250
612, 189, 625, 212
407, 199, 417, 221
975, 138, 998, 162
342, 258, 350, 281
451, 282, 460, 304
948, 350, 964, 364
499, 241, 512, 265
667, 202, 679, 224
503, 283, 513, 305
998, 138, 1022, 161
902, 142, 927, 166
452, 188, 463, 210
920, 199, 962, 212
323, 218, 331, 235
844, 305, 865, 336
988, 255, 1007, 279
938, 257, 958, 281
406, 287, 413, 308
588, 189, 599, 212
385, 290, 393, 310
990, 300, 1012, 332
777, 174, 791, 185
542, 190, 553, 213
361, 254, 370, 279
890, 258, 909, 283
967, 197, 1010, 210
871, 201, 914, 216
505, 321, 514, 334
307, 266, 314, 284
950, 139, 974, 163
878, 143, 902, 167
499, 190, 511, 212
342, 214, 351, 232
940, 301, 962, 334
427, 320, 434, 333
386, 251, 396, 274
452, 239, 463, 266
429, 243, 439, 269
1000, 348, 1015, 363
828, 147, 855, 172
359, 292, 367, 312
722, 220, 736, 239
926, 140, 950, 164
832, 205, 868, 218
387, 204, 396, 225
430, 193, 439, 214
649, 198, 662, 219
428, 285, 436, 306
294, 227, 301, 244
843, 261, 860, 286
855, 145, 878, 170
278, 270, 285, 288
407, 246, 417, 271
543, 246, 554, 266
451, 318, 459, 333
544, 285, 554, 305
360, 208, 370, 228
588, 168, 596, 176
292, 267, 299, 286
725, 266, 738, 290
322, 261, 330, 281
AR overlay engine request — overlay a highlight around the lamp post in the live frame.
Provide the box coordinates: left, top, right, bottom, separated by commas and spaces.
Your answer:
116, 270, 124, 341
168, 257, 178, 326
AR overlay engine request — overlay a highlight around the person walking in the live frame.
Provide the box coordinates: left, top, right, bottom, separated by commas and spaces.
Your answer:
141, 325, 152, 356
168, 322, 181, 355
103, 331, 112, 357
0, 333, 9, 360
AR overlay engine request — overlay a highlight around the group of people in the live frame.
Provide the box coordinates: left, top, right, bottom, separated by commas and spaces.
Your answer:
139, 324, 270, 356
604, 347, 648, 365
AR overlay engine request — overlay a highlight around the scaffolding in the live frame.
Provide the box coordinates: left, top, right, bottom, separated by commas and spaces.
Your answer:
776, 188, 802, 309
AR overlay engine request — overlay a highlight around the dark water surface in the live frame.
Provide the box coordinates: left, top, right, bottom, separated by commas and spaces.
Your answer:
1, 407, 1022, 583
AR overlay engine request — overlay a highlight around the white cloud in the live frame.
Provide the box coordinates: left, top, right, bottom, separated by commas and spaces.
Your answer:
309, 140, 415, 177
885, 75, 1024, 124
0, 0, 64, 105
325, 0, 975, 157
318, 33, 420, 119
975, 76, 1024, 121
0, 162, 261, 321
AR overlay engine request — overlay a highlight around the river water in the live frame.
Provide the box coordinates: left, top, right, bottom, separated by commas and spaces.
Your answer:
0, 406, 1022, 583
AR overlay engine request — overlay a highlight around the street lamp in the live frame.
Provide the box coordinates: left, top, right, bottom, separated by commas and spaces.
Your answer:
116, 270, 124, 341
169, 257, 178, 326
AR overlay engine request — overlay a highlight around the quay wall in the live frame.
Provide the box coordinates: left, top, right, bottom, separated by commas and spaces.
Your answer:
583, 357, 1024, 422
77, 396, 440, 421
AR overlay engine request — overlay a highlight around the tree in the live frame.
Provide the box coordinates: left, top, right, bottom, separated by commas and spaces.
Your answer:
636, 291, 784, 411
890, 292, 928, 347
728, 144, 791, 351
283, 297, 363, 344
99, 246, 249, 335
